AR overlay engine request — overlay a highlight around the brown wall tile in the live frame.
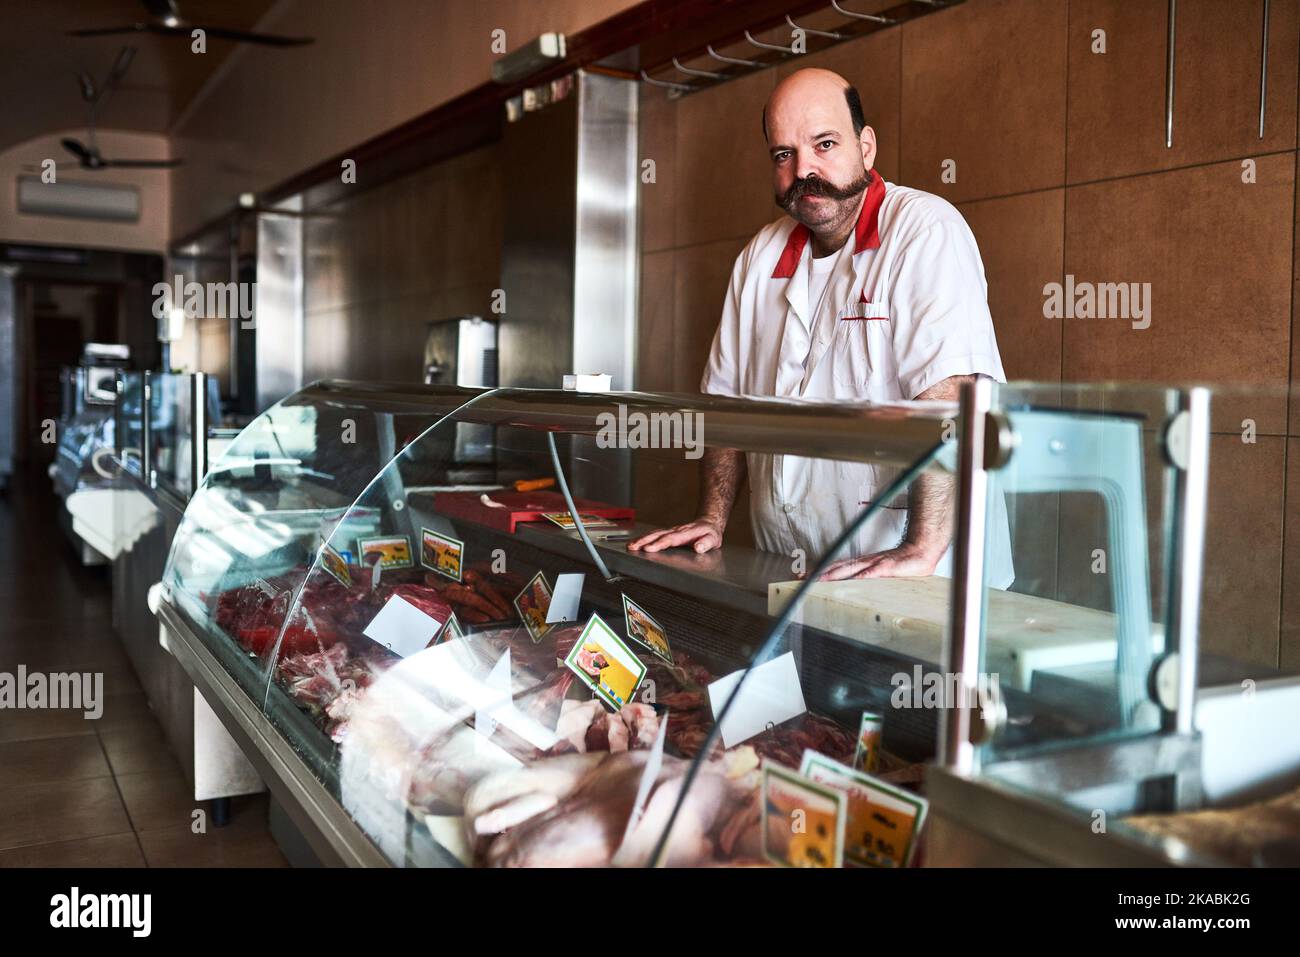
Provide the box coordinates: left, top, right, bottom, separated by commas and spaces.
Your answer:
959, 189, 1066, 382
1199, 434, 1285, 667
900, 0, 1068, 203
1063, 156, 1294, 434
1293, 149, 1300, 436
775, 26, 902, 183
639, 85, 678, 254
673, 237, 748, 394
1283, 439, 1300, 670
674, 68, 778, 248
637, 250, 675, 392
1068, 0, 1299, 184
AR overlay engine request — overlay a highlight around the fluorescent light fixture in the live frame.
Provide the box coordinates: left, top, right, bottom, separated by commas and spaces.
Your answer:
17, 176, 140, 222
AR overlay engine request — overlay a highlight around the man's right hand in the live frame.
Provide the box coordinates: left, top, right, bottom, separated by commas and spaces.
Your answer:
628, 518, 724, 554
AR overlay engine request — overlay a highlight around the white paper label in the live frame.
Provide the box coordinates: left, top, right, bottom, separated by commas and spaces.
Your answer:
621, 712, 668, 849
707, 651, 807, 749
362, 595, 443, 658
546, 573, 585, 623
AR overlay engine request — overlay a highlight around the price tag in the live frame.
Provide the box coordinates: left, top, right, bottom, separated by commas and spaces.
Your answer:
362, 595, 444, 658
546, 573, 584, 623
707, 651, 806, 749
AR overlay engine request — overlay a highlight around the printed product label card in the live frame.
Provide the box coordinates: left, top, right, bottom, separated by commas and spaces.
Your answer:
853, 711, 884, 773
542, 511, 618, 530
357, 535, 413, 569
429, 613, 464, 648
563, 613, 648, 710
622, 594, 673, 664
761, 762, 846, 868
364, 594, 445, 658
514, 571, 554, 642
798, 750, 928, 868
319, 542, 352, 588
420, 527, 464, 582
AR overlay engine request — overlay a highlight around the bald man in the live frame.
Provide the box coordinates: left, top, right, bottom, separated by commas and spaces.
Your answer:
631, 69, 1012, 588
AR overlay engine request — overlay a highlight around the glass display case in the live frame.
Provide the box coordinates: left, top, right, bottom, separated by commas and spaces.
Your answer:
116, 370, 148, 480
53, 365, 119, 500
156, 379, 1294, 868
151, 372, 222, 501
158, 381, 972, 867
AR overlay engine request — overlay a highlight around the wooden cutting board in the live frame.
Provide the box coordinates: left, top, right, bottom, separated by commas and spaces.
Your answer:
768, 577, 1149, 690
426, 490, 635, 534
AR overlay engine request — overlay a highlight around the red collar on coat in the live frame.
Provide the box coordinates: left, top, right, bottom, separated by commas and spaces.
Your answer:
770, 172, 886, 279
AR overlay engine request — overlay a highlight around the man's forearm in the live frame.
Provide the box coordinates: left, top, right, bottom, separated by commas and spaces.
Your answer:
903, 470, 955, 556
902, 374, 975, 558
699, 448, 746, 528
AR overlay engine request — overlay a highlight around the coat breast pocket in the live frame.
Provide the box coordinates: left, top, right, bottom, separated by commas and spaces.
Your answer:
837, 300, 889, 320
826, 305, 890, 393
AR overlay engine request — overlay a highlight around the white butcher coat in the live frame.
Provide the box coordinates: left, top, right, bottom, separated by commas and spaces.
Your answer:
700, 173, 1015, 588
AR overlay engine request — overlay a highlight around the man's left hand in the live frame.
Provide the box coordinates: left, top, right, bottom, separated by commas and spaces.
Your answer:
813, 541, 942, 580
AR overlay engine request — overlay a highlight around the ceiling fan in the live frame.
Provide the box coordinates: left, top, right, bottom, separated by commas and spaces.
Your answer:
67, 0, 314, 47
61, 46, 182, 170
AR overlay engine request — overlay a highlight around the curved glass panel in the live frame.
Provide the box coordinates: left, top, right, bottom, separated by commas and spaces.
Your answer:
183, 385, 953, 867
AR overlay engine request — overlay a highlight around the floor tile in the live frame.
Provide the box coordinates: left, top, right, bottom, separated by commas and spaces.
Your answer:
0, 832, 145, 867
0, 777, 131, 850
97, 721, 181, 777
0, 735, 112, 789
136, 822, 288, 868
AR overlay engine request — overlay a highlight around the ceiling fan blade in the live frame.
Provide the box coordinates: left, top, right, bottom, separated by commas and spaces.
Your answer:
104, 46, 137, 89
66, 25, 151, 38
187, 24, 314, 46
61, 138, 93, 161
100, 158, 184, 168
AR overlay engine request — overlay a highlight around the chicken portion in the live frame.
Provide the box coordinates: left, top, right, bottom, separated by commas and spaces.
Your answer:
463, 746, 763, 867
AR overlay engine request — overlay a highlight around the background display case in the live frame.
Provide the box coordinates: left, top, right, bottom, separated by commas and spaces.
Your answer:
101, 370, 265, 822
150, 372, 222, 502
52, 365, 122, 565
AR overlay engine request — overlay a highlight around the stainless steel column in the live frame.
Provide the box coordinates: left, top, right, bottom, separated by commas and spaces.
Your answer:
190, 372, 209, 496
940, 377, 994, 775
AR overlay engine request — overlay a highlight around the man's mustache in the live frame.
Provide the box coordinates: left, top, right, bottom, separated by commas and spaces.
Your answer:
777, 171, 870, 210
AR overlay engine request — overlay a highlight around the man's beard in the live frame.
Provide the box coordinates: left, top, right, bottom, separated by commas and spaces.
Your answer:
776, 169, 871, 225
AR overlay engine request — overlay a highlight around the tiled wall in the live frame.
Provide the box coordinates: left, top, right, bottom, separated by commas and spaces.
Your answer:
637, 0, 1300, 669
302, 145, 503, 384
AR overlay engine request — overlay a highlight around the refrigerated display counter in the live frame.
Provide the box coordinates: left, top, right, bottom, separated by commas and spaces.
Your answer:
146, 378, 1300, 868
52, 365, 125, 564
